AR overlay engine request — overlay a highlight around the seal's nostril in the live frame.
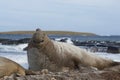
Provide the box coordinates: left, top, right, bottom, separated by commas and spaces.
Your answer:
40, 40, 44, 43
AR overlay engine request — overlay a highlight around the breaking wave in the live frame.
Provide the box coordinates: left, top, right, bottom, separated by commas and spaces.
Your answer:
0, 43, 28, 53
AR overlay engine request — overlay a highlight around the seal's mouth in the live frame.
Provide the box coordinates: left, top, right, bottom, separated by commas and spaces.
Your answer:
33, 40, 44, 44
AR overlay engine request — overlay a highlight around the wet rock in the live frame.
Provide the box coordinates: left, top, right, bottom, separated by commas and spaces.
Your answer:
2, 40, 18, 45
107, 46, 120, 53
17, 38, 30, 44
0, 38, 10, 43
59, 38, 68, 42
1, 38, 30, 45
72, 40, 85, 46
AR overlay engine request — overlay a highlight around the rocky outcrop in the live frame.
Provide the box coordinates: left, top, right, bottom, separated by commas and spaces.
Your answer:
107, 46, 120, 53
0, 38, 30, 45
72, 40, 120, 53
0, 37, 120, 53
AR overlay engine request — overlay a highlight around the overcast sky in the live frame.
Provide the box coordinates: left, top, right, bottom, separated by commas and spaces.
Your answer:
0, 0, 120, 35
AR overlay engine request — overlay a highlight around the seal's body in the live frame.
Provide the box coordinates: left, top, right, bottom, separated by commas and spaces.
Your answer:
26, 29, 120, 71
0, 56, 25, 78
27, 48, 60, 71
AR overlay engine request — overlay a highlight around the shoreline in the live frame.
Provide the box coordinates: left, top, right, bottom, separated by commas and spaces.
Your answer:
0, 31, 97, 36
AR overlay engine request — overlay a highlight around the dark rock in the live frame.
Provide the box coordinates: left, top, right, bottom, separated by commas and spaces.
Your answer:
17, 38, 30, 44
2, 40, 18, 45
0, 38, 10, 43
59, 38, 68, 42
96, 44, 107, 47
107, 46, 120, 53
72, 40, 120, 53
1, 38, 31, 45
72, 40, 82, 46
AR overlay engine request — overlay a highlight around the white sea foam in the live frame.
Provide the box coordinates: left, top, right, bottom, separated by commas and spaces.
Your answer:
55, 37, 73, 44
0, 43, 28, 53
96, 52, 120, 62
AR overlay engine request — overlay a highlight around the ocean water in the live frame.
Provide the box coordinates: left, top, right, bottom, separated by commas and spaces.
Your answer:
0, 34, 120, 41
0, 44, 28, 69
0, 34, 120, 69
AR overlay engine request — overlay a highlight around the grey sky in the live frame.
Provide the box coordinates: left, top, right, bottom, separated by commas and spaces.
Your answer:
0, 0, 120, 35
